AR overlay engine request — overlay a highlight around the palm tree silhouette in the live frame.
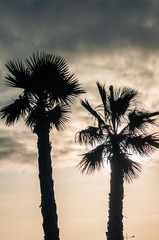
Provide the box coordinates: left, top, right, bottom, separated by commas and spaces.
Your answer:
76, 82, 159, 240
0, 52, 85, 240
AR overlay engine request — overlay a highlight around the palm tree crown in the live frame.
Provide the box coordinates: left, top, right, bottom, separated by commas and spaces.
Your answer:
1, 52, 85, 132
76, 82, 159, 182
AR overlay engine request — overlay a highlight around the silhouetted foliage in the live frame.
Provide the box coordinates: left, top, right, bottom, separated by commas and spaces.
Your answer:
0, 52, 85, 240
76, 82, 159, 240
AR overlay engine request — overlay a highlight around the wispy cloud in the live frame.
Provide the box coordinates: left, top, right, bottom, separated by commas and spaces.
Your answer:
0, 125, 37, 165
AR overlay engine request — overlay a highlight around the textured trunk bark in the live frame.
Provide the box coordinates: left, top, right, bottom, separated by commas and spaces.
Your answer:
107, 162, 124, 240
37, 124, 59, 240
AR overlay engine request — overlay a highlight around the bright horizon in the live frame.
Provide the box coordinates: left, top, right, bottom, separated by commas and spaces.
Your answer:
0, 154, 159, 240
0, 0, 159, 240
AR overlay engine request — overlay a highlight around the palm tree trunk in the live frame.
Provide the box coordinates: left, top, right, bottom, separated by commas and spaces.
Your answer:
37, 124, 59, 240
107, 162, 124, 240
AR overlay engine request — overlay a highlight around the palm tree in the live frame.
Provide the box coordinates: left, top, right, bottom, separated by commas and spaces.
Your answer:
0, 52, 85, 240
76, 82, 159, 240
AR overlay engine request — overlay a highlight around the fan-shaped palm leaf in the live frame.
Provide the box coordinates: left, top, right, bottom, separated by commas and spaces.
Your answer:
76, 126, 105, 146
125, 134, 159, 156
0, 94, 30, 125
78, 144, 106, 174
81, 99, 105, 126
5, 52, 85, 105
25, 52, 85, 104
25, 105, 43, 131
5, 61, 30, 89
96, 82, 109, 117
47, 104, 70, 131
128, 110, 159, 134
49, 74, 85, 105
25, 53, 69, 92
122, 157, 142, 183
115, 87, 138, 116
108, 85, 138, 120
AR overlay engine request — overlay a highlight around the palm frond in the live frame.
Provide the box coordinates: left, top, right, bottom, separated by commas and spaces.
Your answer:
111, 152, 142, 183
51, 74, 86, 105
25, 52, 66, 93
0, 94, 30, 125
108, 85, 116, 129
129, 110, 159, 134
26, 52, 67, 75
122, 158, 142, 183
115, 87, 138, 116
5, 61, 30, 89
5, 52, 85, 106
77, 144, 105, 174
75, 126, 105, 146
47, 104, 70, 131
96, 82, 109, 117
125, 134, 159, 156
25, 105, 42, 131
81, 99, 105, 126
25, 52, 85, 103
109, 85, 114, 101
108, 85, 138, 119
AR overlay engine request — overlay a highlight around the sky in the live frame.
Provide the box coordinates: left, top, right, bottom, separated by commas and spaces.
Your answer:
0, 0, 159, 240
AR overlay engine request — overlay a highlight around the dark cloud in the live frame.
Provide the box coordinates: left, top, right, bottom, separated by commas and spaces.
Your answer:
0, 129, 37, 164
1, 0, 159, 169
0, 0, 159, 62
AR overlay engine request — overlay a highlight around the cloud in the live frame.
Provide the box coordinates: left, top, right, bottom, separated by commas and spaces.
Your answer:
0, 0, 159, 170
0, 0, 159, 62
0, 126, 37, 165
